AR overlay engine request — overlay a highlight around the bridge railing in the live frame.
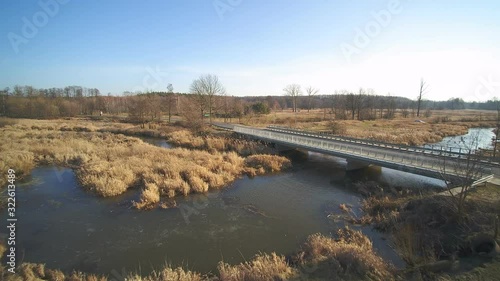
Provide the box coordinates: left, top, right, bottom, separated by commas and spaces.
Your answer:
234, 125, 494, 178
266, 125, 497, 164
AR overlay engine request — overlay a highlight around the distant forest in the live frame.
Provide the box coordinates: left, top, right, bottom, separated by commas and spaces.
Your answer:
0, 85, 498, 121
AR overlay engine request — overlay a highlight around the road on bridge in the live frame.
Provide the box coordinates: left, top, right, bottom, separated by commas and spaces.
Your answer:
212, 123, 499, 181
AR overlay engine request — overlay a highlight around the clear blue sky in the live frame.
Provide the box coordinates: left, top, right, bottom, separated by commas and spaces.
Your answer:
1, 0, 499, 101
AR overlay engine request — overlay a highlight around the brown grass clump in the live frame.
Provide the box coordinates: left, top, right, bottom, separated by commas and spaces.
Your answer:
339, 203, 351, 213
0, 262, 106, 281
78, 161, 137, 197
168, 130, 206, 148
167, 130, 271, 156
134, 183, 161, 209
0, 119, 290, 210
244, 154, 291, 176
295, 228, 395, 281
44, 268, 67, 281
218, 252, 297, 281
127, 266, 205, 281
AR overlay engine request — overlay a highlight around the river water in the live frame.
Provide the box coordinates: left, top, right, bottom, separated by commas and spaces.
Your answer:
423, 127, 495, 152
1, 133, 467, 276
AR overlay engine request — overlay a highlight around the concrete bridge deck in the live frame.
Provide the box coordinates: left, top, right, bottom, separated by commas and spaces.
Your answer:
227, 124, 499, 181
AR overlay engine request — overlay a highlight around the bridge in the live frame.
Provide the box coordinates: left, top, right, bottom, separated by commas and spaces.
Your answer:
220, 124, 499, 183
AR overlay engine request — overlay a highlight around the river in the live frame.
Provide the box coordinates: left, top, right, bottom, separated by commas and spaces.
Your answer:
6, 129, 489, 276
423, 127, 495, 152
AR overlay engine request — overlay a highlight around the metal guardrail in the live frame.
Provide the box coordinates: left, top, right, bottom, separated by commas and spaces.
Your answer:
266, 125, 499, 166
234, 125, 494, 179
471, 174, 494, 186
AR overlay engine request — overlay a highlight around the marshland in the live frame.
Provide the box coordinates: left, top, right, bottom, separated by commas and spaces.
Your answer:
2, 1, 500, 279
0, 101, 499, 280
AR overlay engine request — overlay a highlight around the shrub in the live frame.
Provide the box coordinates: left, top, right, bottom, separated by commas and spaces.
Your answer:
295, 228, 394, 281
328, 121, 347, 135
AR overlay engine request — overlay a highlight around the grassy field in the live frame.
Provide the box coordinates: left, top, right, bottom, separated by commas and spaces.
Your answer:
0, 118, 290, 210
225, 109, 497, 146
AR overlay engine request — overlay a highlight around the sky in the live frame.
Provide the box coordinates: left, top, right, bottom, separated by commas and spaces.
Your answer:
0, 0, 499, 101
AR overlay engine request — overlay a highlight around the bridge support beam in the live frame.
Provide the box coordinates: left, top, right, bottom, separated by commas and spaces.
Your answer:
346, 159, 371, 171
275, 143, 297, 152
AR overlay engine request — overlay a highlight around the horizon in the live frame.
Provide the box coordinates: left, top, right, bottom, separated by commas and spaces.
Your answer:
1, 0, 499, 102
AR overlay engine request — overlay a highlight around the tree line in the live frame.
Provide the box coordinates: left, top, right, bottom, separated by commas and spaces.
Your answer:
0, 77, 498, 122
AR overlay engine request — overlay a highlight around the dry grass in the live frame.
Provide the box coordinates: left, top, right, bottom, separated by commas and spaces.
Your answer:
0, 117, 18, 128
0, 119, 290, 209
294, 227, 395, 281
0, 262, 107, 281
127, 266, 205, 281
356, 186, 500, 279
234, 109, 496, 146
339, 203, 351, 213
244, 155, 291, 177
134, 182, 161, 210
218, 253, 297, 281
167, 130, 271, 156
305, 119, 470, 146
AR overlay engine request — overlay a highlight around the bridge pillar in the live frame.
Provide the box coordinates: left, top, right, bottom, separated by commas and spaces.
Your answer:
346, 159, 371, 171
275, 143, 296, 152
275, 144, 308, 161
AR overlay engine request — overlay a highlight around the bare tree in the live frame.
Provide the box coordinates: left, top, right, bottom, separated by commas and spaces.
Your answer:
127, 95, 148, 127
417, 78, 428, 117
283, 84, 301, 113
180, 95, 205, 132
305, 86, 319, 112
189, 79, 208, 121
189, 74, 226, 124
440, 132, 488, 217
346, 92, 357, 120
166, 83, 175, 123
494, 98, 500, 158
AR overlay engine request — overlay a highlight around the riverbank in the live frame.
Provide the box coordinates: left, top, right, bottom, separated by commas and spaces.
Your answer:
0, 119, 290, 210
346, 180, 500, 280
0, 226, 395, 281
